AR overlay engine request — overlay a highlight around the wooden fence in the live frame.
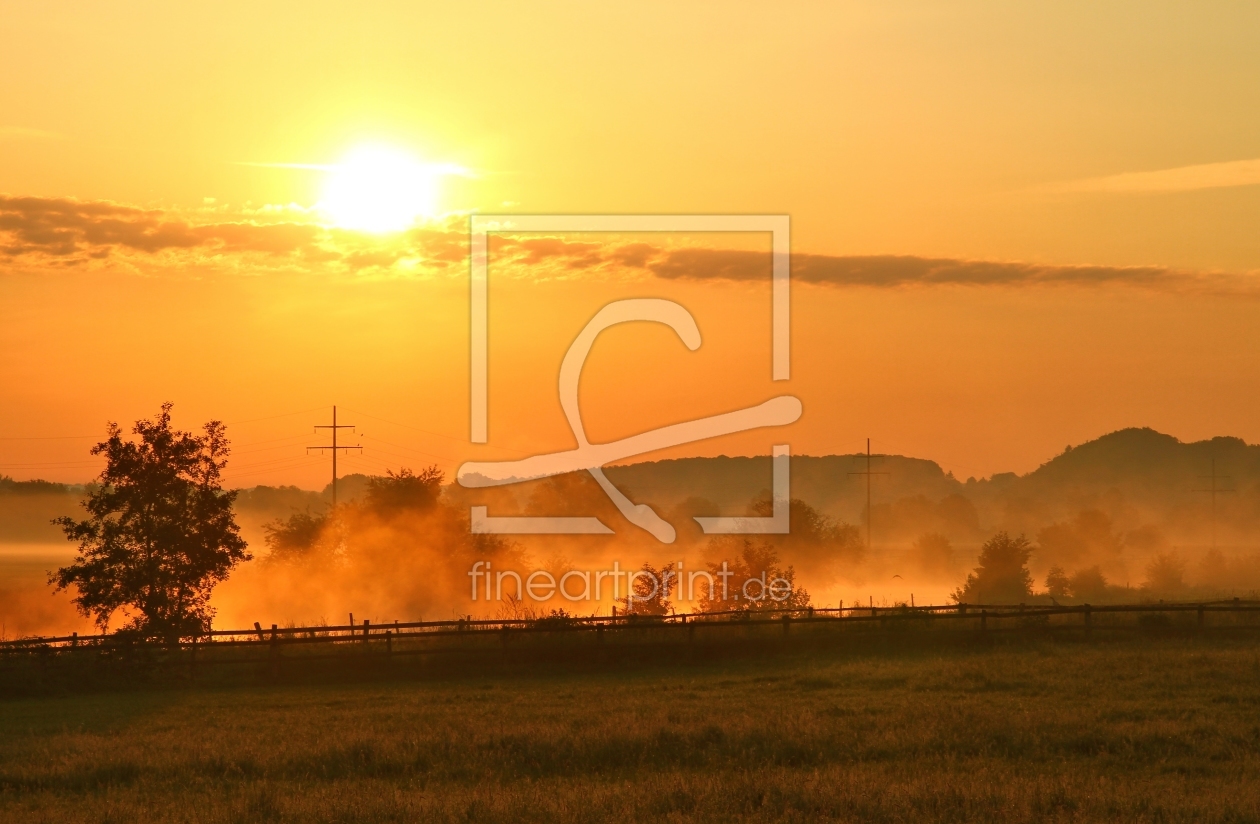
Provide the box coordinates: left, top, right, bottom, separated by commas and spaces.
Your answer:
4, 599, 1260, 660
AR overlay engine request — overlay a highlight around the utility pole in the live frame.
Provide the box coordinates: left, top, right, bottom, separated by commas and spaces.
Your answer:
848, 438, 888, 551
1196, 457, 1235, 550
307, 406, 361, 507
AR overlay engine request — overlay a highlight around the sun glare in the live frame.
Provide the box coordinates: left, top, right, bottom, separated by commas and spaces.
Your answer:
318, 145, 439, 233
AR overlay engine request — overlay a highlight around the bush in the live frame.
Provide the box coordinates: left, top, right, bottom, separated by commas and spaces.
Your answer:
952, 532, 1033, 604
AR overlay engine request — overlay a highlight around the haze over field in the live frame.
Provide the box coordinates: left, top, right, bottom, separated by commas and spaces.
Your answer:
6, 427, 1260, 638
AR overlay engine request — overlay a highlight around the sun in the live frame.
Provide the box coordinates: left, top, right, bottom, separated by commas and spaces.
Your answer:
317, 145, 440, 233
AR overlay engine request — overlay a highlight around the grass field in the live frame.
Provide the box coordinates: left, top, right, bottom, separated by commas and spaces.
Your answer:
3, 634, 1260, 823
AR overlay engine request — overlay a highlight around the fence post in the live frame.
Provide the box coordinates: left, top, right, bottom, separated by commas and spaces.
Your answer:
363, 619, 371, 646
71, 632, 78, 648
808, 607, 815, 620
269, 624, 279, 678
782, 614, 791, 635
386, 630, 393, 660
254, 621, 265, 642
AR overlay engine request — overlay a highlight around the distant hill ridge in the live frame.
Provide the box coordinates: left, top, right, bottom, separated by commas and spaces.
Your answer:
3, 428, 1257, 543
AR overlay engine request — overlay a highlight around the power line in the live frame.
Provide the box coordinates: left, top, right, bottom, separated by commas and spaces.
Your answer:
224, 405, 330, 426
0, 435, 98, 441
848, 437, 889, 551
357, 433, 459, 463
339, 406, 530, 455
306, 406, 361, 507
1196, 457, 1236, 551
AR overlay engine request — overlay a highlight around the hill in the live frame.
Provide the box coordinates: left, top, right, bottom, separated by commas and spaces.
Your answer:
4, 430, 1257, 551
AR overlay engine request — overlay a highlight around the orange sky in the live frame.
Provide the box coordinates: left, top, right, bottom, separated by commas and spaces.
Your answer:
3, 2, 1260, 487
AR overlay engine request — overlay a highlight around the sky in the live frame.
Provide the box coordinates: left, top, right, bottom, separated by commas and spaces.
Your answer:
3, 1, 1260, 488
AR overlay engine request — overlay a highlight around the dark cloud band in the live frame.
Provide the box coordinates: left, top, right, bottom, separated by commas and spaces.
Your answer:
2, 195, 1249, 291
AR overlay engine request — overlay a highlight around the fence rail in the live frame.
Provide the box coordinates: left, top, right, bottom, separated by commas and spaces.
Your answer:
4, 598, 1260, 653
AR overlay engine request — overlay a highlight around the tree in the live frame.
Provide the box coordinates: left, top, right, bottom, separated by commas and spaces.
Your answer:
952, 532, 1033, 604
1044, 566, 1070, 599
698, 539, 810, 614
912, 532, 957, 576
1144, 552, 1186, 595
52, 404, 249, 641
1068, 565, 1109, 602
621, 562, 677, 617
364, 466, 444, 516
747, 497, 863, 581
262, 510, 329, 563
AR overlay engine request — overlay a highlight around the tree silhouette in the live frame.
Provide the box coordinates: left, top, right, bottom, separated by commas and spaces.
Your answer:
1044, 566, 1070, 599
621, 562, 676, 617
952, 532, 1033, 604
51, 404, 249, 641
698, 539, 810, 614
1143, 552, 1187, 595
364, 466, 443, 516
1068, 565, 1109, 602
262, 510, 329, 563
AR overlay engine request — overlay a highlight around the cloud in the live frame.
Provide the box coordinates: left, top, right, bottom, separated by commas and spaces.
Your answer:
647, 248, 1187, 289
478, 232, 1220, 292
0, 195, 460, 271
3, 195, 1254, 294
1043, 157, 1260, 194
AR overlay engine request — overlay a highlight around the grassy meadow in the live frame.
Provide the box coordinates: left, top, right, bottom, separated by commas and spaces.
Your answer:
3, 634, 1260, 823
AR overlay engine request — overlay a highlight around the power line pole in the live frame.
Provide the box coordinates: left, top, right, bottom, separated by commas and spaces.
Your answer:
1196, 457, 1235, 550
848, 438, 889, 551
307, 406, 361, 507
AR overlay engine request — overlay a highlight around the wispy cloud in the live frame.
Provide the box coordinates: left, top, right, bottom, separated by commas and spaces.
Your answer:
0, 195, 465, 273
3, 195, 1255, 294
1043, 157, 1260, 194
648, 249, 1181, 288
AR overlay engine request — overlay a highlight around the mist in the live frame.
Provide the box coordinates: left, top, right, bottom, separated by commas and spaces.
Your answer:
6, 426, 1260, 638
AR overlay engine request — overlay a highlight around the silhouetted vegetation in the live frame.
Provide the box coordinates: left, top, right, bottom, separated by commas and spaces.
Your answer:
910, 532, 957, 576
262, 511, 329, 563
364, 466, 443, 515
1068, 565, 1110, 602
698, 539, 810, 613
1144, 551, 1188, 595
620, 562, 676, 617
1043, 566, 1070, 599
953, 532, 1033, 603
50, 404, 249, 642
